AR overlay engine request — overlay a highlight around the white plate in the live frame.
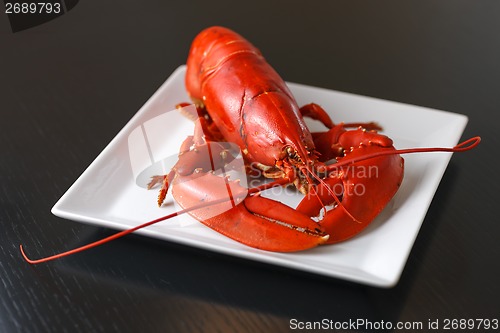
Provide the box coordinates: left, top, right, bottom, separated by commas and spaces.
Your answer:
52, 65, 468, 287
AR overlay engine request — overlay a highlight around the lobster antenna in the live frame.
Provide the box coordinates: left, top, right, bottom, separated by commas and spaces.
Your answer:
325, 136, 481, 172
20, 196, 239, 264
21, 177, 301, 264
300, 166, 328, 218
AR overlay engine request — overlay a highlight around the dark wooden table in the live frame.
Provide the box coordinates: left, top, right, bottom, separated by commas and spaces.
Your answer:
1, 1, 498, 332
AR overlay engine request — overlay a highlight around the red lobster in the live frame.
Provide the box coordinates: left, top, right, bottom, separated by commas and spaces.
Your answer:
20, 26, 479, 263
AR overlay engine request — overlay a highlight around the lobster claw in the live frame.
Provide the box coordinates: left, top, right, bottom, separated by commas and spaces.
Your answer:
298, 128, 404, 243
172, 171, 329, 252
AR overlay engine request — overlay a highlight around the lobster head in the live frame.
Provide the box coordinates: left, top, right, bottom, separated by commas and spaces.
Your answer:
185, 26, 320, 193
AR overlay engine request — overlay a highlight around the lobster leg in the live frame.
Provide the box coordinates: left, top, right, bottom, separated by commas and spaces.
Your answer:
311, 124, 346, 162
176, 102, 225, 143
176, 102, 207, 121
300, 103, 384, 163
300, 103, 382, 132
148, 106, 228, 206
313, 123, 382, 162
299, 103, 334, 128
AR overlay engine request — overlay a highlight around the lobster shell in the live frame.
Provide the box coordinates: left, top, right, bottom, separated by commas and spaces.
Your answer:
186, 26, 315, 168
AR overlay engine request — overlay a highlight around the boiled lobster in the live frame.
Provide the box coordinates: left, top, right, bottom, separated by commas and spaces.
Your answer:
20, 26, 480, 263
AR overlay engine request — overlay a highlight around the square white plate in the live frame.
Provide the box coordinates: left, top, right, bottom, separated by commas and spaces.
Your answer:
52, 65, 468, 287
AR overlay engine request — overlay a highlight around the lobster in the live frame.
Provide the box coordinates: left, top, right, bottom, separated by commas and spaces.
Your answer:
20, 26, 480, 263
